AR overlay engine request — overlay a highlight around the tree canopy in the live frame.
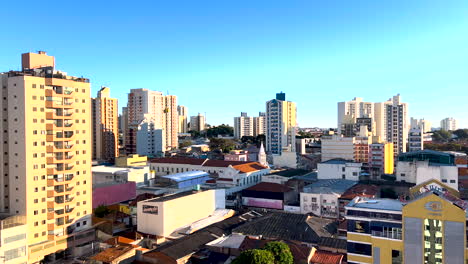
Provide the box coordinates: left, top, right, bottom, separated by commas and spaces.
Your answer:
432, 130, 452, 142
206, 124, 234, 138
209, 138, 236, 153
232, 249, 275, 264
232, 241, 293, 264
263, 241, 294, 264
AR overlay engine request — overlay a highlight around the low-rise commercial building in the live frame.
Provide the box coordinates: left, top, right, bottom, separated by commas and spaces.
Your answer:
137, 189, 227, 237
0, 214, 28, 264
317, 159, 362, 180
115, 154, 147, 167
242, 182, 296, 210
345, 179, 467, 264
92, 165, 150, 186
396, 150, 458, 189
300, 179, 357, 217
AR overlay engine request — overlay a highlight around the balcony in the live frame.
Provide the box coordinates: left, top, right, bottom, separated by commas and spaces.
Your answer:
55, 209, 65, 215
371, 230, 402, 240
65, 207, 74, 213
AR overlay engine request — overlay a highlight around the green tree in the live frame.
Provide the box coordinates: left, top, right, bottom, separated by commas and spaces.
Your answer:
206, 124, 234, 137
432, 130, 452, 142
263, 241, 294, 264
209, 138, 236, 153
232, 249, 275, 264
94, 205, 111, 218
453, 129, 468, 140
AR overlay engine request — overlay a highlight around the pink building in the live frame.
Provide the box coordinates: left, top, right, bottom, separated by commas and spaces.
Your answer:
224, 150, 249, 162
93, 182, 137, 208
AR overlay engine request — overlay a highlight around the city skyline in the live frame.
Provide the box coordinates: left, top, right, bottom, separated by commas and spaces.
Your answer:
1, 1, 468, 128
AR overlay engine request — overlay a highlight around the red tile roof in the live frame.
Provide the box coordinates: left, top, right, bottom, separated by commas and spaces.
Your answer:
232, 162, 268, 173
310, 250, 344, 264
339, 184, 378, 200
104, 236, 136, 246
203, 159, 253, 167
245, 182, 293, 193
90, 245, 135, 262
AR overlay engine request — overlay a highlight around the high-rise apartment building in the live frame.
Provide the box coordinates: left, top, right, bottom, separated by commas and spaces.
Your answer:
125, 89, 178, 153
92, 87, 118, 162
253, 112, 266, 136
120, 106, 128, 154
337, 97, 375, 136
440, 117, 458, 131
177, 105, 188, 133
339, 94, 408, 157
0, 52, 94, 263
234, 112, 254, 139
379, 94, 408, 157
163, 95, 178, 150
190, 113, 205, 132
266, 92, 297, 155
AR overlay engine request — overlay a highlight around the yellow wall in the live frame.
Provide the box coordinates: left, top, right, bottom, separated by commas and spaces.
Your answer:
115, 154, 147, 167
384, 142, 394, 174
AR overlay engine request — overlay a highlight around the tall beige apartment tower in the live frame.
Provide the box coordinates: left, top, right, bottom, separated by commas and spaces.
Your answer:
125, 89, 178, 153
177, 105, 188, 133
164, 95, 178, 150
92, 87, 118, 162
0, 52, 94, 263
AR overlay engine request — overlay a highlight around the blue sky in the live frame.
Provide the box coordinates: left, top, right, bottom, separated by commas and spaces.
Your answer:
1, 0, 467, 128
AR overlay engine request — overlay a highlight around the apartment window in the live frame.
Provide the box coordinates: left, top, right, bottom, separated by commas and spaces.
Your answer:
82, 89, 85, 93
33, 142, 37, 146
442, 179, 447, 183
32, 84, 37, 88
83, 190, 86, 194
40, 107, 44, 112
42, 187, 45, 191
33, 210, 38, 215
42, 220, 46, 224
76, 192, 80, 196
33, 176, 38, 181
33, 153, 37, 158
33, 107, 37, 111
34, 199, 38, 203
82, 99, 85, 103
33, 119, 37, 123
76, 222, 81, 227
400, 173, 405, 177
41, 175, 45, 179
32, 96, 37, 100
450, 180, 456, 183
33, 165, 38, 169
40, 96, 44, 100
83, 201, 87, 205
42, 231, 46, 236
33, 130, 37, 135
34, 221, 38, 226
40, 84, 44, 89
41, 209, 45, 213
42, 198, 45, 202
34, 233, 39, 238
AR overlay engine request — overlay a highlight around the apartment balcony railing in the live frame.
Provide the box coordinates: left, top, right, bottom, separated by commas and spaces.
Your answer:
371, 230, 402, 240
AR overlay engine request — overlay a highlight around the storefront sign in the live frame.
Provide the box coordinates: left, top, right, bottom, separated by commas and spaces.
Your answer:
142, 205, 158, 215
419, 183, 444, 194
424, 201, 442, 212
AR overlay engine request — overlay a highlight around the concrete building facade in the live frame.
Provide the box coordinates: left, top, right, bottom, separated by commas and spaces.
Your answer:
253, 112, 266, 136
440, 117, 458, 131
266, 92, 297, 155
0, 52, 94, 263
190, 113, 205, 132
92, 86, 118, 162
233, 112, 254, 139
177, 105, 188, 134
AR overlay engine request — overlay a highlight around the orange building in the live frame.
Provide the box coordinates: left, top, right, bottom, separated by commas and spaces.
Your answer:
92, 86, 118, 162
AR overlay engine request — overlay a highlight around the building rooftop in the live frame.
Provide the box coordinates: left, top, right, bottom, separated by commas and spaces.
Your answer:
90, 245, 136, 262
160, 171, 210, 182
244, 182, 293, 193
321, 158, 357, 165
232, 162, 268, 173
339, 184, 379, 200
148, 157, 267, 172
268, 168, 310, 177
143, 190, 205, 203
232, 212, 321, 244
92, 165, 129, 174
318, 237, 347, 250
310, 250, 344, 264
303, 179, 357, 195
345, 197, 403, 212
148, 157, 207, 165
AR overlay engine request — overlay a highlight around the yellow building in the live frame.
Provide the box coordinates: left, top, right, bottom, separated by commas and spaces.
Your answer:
92, 86, 118, 162
0, 214, 28, 263
345, 179, 466, 264
115, 154, 147, 167
0, 52, 94, 263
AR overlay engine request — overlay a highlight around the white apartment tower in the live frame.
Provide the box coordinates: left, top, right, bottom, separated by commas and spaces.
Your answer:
440, 117, 458, 131
266, 92, 297, 155
337, 97, 375, 136
253, 112, 266, 136
234, 112, 254, 139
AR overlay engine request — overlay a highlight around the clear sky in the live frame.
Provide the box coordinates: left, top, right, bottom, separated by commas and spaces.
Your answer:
1, 0, 467, 128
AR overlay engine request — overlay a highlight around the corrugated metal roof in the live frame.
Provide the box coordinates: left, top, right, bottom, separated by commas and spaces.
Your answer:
161, 170, 209, 182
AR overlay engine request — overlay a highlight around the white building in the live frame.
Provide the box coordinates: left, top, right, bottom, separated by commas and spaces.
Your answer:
253, 112, 266, 136
234, 112, 254, 139
148, 157, 270, 191
271, 146, 297, 168
317, 159, 362, 180
300, 179, 357, 217
126, 89, 178, 152
440, 117, 458, 131
408, 118, 432, 152
136, 122, 165, 157
266, 92, 297, 155
92, 165, 151, 187
321, 134, 355, 162
396, 160, 458, 190
190, 113, 206, 132
337, 97, 375, 136
137, 189, 229, 237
